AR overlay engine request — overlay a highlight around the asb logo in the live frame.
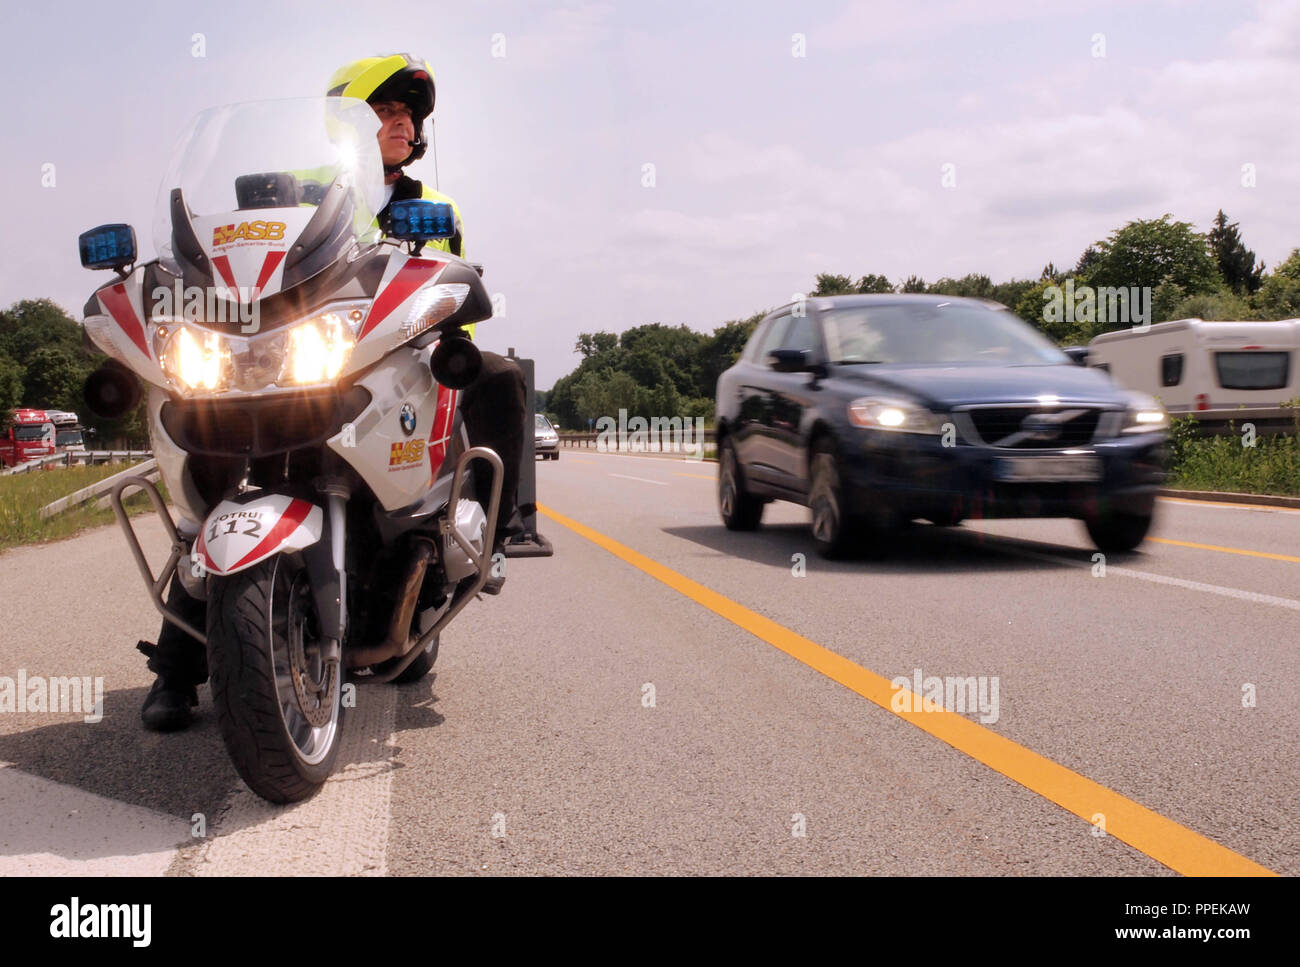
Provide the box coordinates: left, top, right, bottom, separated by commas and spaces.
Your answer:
389, 439, 426, 467
212, 221, 287, 246
399, 403, 417, 436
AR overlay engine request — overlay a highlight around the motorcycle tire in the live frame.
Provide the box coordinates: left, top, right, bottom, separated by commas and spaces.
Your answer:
207, 553, 344, 804
387, 634, 440, 685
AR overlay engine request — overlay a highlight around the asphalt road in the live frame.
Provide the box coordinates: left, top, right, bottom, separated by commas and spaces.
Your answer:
1, 449, 1296, 875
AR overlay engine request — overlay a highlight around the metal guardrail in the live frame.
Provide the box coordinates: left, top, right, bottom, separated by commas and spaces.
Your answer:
1, 449, 154, 475
38, 459, 159, 519
558, 431, 716, 450
555, 408, 1300, 446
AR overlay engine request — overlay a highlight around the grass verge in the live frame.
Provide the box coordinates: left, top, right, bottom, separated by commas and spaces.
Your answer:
1166, 416, 1300, 497
0, 462, 168, 553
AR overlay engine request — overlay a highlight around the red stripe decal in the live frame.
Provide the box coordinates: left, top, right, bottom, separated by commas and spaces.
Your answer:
427, 386, 458, 478
194, 527, 219, 572
211, 255, 239, 299
253, 250, 286, 295
231, 499, 314, 571
98, 283, 150, 358
358, 258, 445, 341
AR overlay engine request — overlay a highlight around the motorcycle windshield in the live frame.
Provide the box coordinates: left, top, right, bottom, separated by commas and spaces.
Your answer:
152, 97, 386, 300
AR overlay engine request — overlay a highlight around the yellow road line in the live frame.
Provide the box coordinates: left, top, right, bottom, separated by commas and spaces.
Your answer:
1159, 496, 1300, 513
538, 502, 1275, 877
1149, 536, 1300, 563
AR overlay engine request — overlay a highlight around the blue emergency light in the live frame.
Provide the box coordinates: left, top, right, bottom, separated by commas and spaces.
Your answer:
79, 224, 137, 271
388, 200, 456, 242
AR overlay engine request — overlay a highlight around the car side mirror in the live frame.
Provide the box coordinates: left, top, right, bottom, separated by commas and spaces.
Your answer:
768, 349, 810, 373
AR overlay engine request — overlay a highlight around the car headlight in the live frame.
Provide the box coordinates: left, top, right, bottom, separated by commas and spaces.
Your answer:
280, 312, 356, 385
160, 326, 234, 393
848, 397, 945, 434
1121, 394, 1168, 434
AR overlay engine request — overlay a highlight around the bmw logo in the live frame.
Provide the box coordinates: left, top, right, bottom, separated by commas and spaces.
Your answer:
399, 403, 417, 436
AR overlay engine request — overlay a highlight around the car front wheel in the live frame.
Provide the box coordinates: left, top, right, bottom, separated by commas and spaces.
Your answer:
808, 437, 861, 558
1084, 509, 1153, 553
718, 437, 763, 530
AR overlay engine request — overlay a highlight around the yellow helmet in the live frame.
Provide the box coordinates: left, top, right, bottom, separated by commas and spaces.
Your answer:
327, 53, 435, 168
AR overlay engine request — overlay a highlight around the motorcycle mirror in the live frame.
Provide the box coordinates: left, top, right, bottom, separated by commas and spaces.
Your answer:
79, 224, 136, 272
430, 334, 482, 389
83, 359, 142, 419
389, 200, 457, 241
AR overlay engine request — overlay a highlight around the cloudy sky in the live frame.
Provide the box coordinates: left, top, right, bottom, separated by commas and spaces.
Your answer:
1, 0, 1296, 387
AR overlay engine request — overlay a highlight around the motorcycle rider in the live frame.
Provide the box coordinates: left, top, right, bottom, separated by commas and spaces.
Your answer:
138, 53, 526, 731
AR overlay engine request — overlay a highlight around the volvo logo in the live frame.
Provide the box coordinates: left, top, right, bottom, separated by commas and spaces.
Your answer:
1020, 413, 1063, 440
399, 403, 417, 436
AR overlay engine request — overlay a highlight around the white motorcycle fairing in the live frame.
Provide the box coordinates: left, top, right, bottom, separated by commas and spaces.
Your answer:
193, 492, 324, 576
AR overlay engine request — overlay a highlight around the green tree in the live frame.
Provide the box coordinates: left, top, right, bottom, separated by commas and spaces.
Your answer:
928, 274, 995, 299
0, 351, 23, 431
899, 275, 928, 293
1014, 280, 1074, 341
1082, 214, 1222, 295
21, 346, 85, 411
699, 313, 763, 397
1208, 210, 1264, 295
812, 273, 855, 296
1252, 249, 1300, 320
991, 278, 1036, 310
854, 273, 894, 294
575, 331, 618, 359
1169, 289, 1251, 321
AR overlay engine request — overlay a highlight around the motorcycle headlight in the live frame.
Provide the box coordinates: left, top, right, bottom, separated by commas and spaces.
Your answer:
280, 311, 356, 385
160, 326, 234, 393
848, 397, 945, 434
1122, 394, 1168, 434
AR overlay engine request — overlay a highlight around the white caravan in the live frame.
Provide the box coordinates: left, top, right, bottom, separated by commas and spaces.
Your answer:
1086, 319, 1300, 412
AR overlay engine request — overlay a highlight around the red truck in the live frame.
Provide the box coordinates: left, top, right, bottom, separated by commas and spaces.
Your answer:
0, 409, 58, 468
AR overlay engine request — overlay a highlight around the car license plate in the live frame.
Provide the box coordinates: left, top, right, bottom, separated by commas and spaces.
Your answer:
995, 454, 1101, 482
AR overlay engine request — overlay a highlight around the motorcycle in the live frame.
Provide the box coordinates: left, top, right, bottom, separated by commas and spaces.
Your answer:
78, 97, 506, 803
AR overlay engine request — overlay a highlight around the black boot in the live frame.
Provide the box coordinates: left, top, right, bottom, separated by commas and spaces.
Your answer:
137, 574, 208, 732
138, 641, 200, 732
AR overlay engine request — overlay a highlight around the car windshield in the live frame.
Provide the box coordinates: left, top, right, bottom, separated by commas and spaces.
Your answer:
823, 302, 1070, 366
535, 415, 553, 430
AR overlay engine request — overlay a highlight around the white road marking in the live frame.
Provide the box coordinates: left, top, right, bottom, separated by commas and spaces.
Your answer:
191, 685, 397, 876
608, 472, 670, 486
0, 761, 190, 875
983, 541, 1300, 613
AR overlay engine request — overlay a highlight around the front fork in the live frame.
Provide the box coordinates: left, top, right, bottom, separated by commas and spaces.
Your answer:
110, 477, 350, 665
111, 445, 502, 683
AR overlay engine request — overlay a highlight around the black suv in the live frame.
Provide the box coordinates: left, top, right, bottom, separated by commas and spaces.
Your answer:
715, 295, 1169, 557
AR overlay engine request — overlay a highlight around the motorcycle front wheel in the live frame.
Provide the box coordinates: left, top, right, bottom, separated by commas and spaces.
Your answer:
207, 553, 344, 803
